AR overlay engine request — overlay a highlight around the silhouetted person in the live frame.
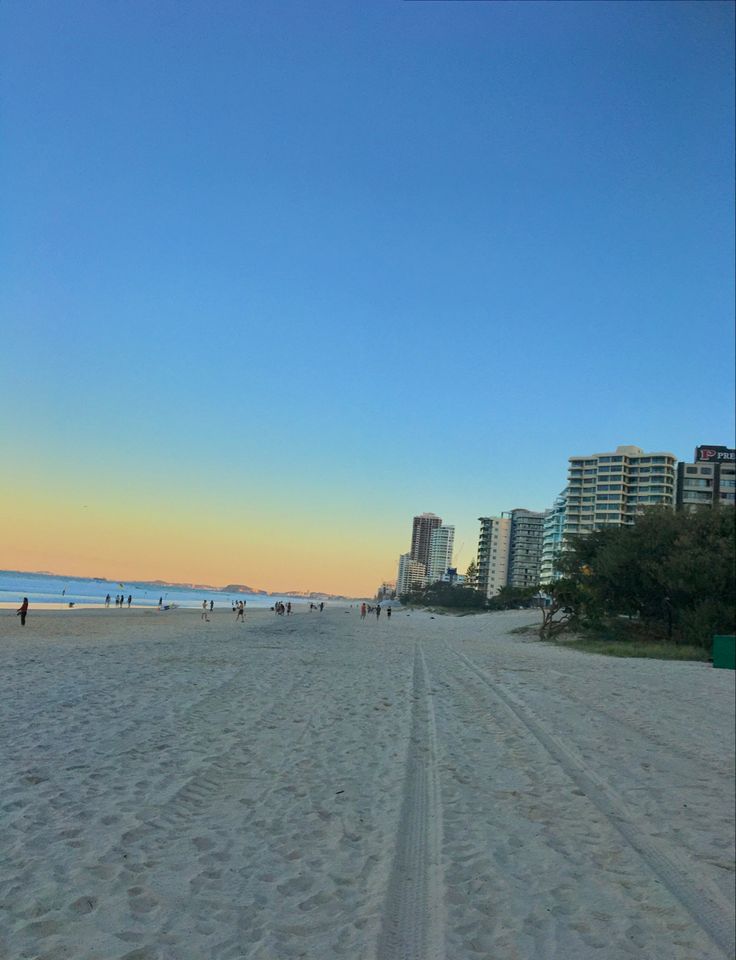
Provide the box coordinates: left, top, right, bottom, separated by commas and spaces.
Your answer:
209, 600, 214, 612
17, 597, 28, 626
376, 605, 381, 619
127, 594, 132, 608
387, 606, 392, 620
105, 594, 111, 607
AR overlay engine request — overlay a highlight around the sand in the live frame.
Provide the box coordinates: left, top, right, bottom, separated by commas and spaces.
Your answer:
0, 605, 733, 960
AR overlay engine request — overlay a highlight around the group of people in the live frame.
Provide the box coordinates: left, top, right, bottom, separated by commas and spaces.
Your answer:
308, 602, 325, 612
360, 602, 391, 620
273, 601, 291, 615
105, 594, 132, 608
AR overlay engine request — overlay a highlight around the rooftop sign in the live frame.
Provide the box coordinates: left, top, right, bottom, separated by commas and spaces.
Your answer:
695, 445, 736, 463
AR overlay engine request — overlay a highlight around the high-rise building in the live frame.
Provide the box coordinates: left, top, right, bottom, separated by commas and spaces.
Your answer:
676, 445, 736, 510
396, 553, 426, 596
410, 513, 442, 569
476, 516, 511, 598
540, 488, 568, 583
426, 525, 455, 583
506, 508, 545, 588
564, 445, 676, 539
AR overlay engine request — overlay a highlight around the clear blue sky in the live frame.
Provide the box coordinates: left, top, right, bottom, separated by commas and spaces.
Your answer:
1, 0, 734, 590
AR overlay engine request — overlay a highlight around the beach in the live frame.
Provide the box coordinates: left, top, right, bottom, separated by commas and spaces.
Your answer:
0, 606, 733, 960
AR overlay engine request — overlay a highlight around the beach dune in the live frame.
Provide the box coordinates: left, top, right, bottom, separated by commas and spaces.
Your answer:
0, 606, 733, 959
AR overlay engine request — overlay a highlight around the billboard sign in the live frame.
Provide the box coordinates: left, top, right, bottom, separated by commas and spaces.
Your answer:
695, 445, 736, 463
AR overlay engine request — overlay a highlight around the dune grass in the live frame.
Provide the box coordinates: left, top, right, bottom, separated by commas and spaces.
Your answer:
553, 635, 709, 662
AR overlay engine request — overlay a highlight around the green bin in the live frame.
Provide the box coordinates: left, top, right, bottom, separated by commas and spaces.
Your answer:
712, 635, 735, 670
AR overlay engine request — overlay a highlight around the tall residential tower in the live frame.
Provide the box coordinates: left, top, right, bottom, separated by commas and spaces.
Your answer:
427, 525, 455, 582
564, 445, 676, 539
410, 513, 442, 570
476, 516, 511, 599
505, 508, 545, 588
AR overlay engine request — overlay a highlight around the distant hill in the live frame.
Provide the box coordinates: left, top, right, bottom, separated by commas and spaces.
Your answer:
221, 584, 268, 595
146, 579, 219, 591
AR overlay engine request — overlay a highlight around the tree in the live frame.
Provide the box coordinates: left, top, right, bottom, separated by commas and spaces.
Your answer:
553, 506, 735, 647
400, 580, 487, 610
486, 584, 539, 610
539, 578, 585, 639
464, 560, 478, 588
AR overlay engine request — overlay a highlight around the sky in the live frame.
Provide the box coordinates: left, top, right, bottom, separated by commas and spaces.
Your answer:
1, 0, 734, 596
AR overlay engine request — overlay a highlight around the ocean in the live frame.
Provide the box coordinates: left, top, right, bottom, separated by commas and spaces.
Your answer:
0, 570, 314, 610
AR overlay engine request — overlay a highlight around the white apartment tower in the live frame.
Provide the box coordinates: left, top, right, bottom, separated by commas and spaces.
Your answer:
396, 553, 426, 596
564, 445, 676, 539
476, 516, 511, 599
426, 525, 455, 583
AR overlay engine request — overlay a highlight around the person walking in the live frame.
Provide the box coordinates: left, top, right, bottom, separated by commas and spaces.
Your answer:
105, 593, 111, 608
376, 604, 381, 619
386, 606, 392, 620
16, 597, 29, 626
201, 600, 210, 622
236, 601, 244, 622
209, 599, 214, 613
360, 602, 366, 619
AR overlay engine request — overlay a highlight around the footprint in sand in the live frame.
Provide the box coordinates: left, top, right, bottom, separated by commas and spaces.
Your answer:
69, 895, 98, 915
277, 875, 312, 897
127, 887, 159, 914
192, 836, 215, 851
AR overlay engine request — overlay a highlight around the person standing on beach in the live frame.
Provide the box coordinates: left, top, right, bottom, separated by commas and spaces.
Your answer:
360, 603, 366, 619
201, 600, 210, 621
387, 606, 392, 620
105, 594, 111, 607
376, 604, 381, 619
16, 597, 29, 626
127, 594, 132, 608
209, 600, 214, 613
236, 601, 244, 621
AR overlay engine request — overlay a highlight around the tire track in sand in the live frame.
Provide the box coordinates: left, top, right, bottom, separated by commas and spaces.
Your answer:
377, 642, 445, 960
448, 644, 735, 959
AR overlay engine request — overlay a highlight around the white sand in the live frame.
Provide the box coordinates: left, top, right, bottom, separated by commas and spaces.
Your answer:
0, 606, 733, 960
